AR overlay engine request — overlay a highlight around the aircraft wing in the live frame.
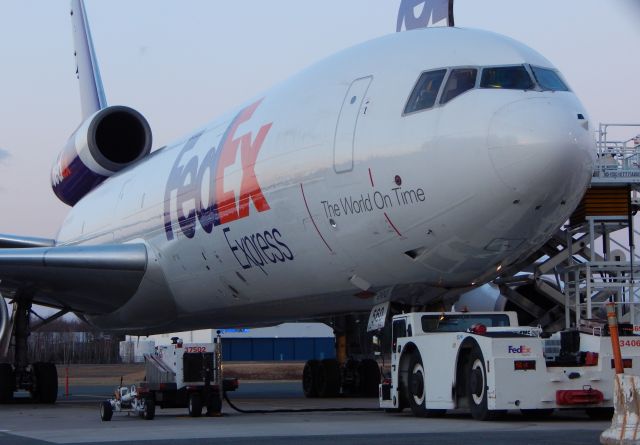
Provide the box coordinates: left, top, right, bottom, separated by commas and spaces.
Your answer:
0, 242, 147, 314
0, 234, 56, 248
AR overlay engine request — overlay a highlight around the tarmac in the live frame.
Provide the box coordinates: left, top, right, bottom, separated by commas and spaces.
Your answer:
0, 381, 608, 445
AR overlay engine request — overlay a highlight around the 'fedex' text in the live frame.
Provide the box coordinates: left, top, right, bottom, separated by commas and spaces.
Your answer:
164, 99, 272, 240
508, 345, 531, 354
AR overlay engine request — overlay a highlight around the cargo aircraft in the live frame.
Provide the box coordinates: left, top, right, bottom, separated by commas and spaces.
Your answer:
0, 0, 594, 402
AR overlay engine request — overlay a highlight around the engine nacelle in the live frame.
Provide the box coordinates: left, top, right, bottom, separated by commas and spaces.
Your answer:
453, 283, 506, 312
51, 106, 152, 206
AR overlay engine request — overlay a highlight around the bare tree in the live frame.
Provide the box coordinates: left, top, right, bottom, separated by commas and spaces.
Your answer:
5, 317, 124, 364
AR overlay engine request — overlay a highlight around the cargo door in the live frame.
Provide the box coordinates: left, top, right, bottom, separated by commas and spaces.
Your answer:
333, 76, 372, 173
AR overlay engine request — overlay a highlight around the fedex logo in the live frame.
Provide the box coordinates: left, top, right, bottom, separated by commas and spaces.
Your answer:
508, 345, 532, 354
397, 0, 450, 32
164, 100, 272, 240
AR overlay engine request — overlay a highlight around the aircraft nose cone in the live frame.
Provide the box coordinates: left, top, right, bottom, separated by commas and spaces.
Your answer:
487, 97, 595, 194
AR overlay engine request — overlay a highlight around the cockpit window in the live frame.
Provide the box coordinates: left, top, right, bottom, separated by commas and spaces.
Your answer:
480, 66, 534, 90
404, 69, 447, 114
531, 66, 569, 91
440, 68, 478, 104
402, 63, 569, 117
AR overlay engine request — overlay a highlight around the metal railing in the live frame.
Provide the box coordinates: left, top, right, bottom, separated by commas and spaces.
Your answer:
563, 260, 640, 327
593, 123, 640, 183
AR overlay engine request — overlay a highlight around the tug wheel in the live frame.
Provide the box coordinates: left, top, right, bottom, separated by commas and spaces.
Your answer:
143, 397, 155, 420
466, 345, 504, 421
206, 391, 222, 416
407, 351, 445, 418
188, 392, 202, 417
100, 401, 113, 421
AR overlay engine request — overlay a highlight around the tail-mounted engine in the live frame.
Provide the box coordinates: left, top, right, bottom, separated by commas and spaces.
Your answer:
51, 105, 152, 206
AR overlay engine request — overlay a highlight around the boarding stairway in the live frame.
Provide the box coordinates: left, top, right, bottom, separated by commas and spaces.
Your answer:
497, 124, 640, 331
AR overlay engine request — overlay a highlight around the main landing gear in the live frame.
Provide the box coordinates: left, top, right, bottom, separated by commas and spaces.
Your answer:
1, 295, 62, 403
302, 314, 381, 398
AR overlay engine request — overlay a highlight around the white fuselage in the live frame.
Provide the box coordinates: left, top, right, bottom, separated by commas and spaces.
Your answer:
55, 28, 594, 333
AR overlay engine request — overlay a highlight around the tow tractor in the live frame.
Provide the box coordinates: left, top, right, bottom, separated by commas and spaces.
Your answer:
379, 311, 640, 420
100, 337, 238, 421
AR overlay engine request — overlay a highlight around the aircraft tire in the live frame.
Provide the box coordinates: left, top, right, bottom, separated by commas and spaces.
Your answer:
358, 359, 381, 398
341, 359, 360, 396
302, 359, 320, 398
33, 362, 58, 404
0, 363, 14, 402
318, 359, 340, 397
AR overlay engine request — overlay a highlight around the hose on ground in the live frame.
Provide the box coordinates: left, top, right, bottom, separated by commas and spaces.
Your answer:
223, 392, 381, 414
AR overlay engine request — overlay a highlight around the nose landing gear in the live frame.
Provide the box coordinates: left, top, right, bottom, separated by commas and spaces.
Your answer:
302, 314, 381, 398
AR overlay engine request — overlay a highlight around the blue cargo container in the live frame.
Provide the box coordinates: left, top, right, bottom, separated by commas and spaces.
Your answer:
221, 337, 334, 361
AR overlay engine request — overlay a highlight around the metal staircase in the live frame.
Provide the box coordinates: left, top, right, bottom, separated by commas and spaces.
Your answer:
498, 124, 640, 331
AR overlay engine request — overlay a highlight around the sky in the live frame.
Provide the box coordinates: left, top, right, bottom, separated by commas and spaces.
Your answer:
0, 0, 638, 238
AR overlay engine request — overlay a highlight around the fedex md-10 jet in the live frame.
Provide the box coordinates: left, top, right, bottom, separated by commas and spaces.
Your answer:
0, 0, 594, 403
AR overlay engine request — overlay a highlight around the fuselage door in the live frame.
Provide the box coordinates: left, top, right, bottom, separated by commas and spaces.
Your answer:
333, 76, 373, 173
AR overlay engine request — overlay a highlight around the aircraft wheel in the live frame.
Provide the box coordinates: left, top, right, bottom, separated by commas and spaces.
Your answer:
100, 401, 113, 421
585, 407, 614, 420
302, 360, 320, 398
0, 363, 14, 402
407, 351, 445, 418
143, 397, 155, 420
467, 346, 504, 421
318, 359, 340, 397
188, 392, 202, 417
358, 359, 381, 398
341, 359, 360, 396
33, 362, 58, 404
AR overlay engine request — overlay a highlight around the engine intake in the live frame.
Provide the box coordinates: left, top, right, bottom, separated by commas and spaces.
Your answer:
52, 106, 152, 206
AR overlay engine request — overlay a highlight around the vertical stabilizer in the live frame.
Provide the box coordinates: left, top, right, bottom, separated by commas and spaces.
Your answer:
70, 0, 107, 119
397, 0, 455, 32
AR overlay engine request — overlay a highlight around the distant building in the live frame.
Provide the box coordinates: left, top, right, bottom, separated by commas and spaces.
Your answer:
119, 340, 155, 364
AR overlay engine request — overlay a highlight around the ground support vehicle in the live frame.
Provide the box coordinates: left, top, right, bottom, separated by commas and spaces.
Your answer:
379, 311, 640, 420
99, 384, 154, 421
100, 337, 237, 421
